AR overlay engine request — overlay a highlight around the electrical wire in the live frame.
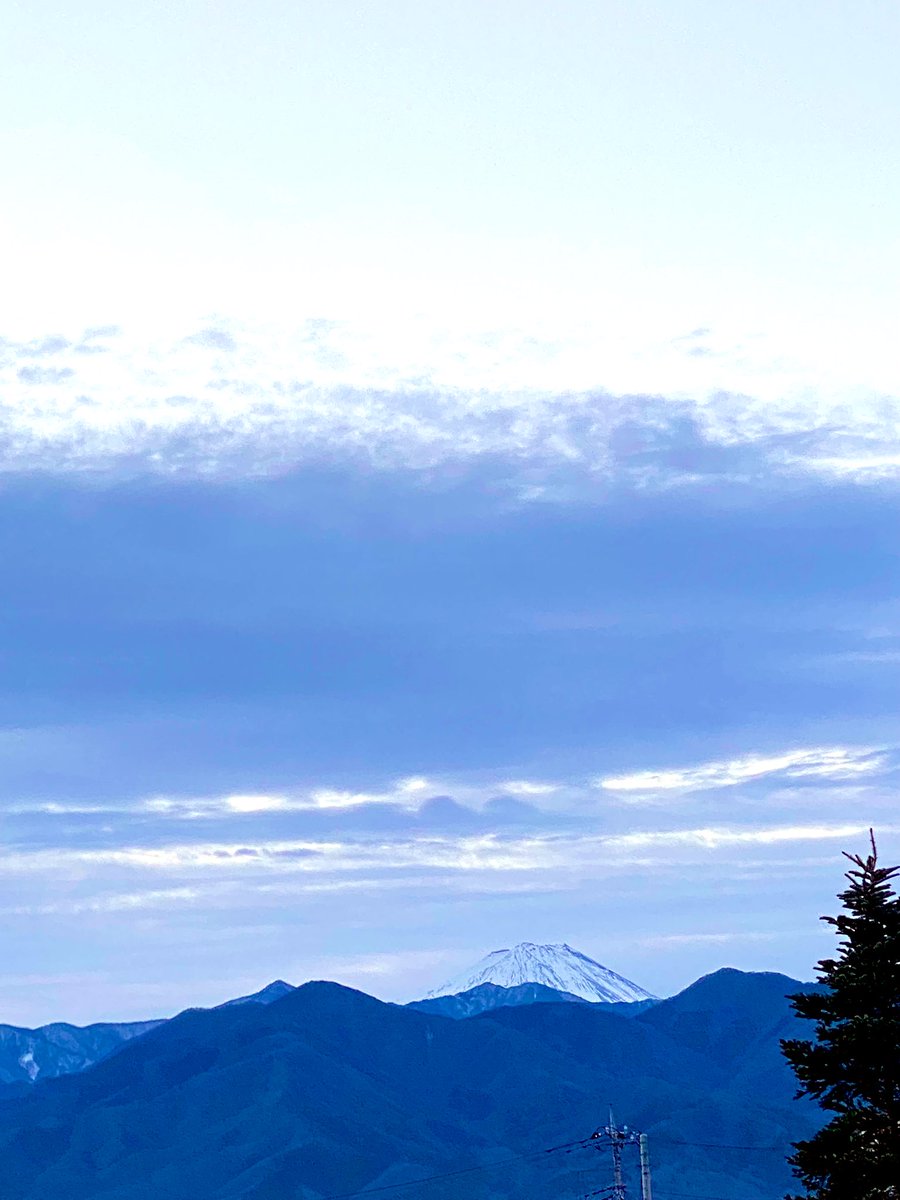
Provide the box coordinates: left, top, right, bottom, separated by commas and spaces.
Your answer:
310, 1133, 787, 1200
314, 1137, 594, 1200
654, 1139, 786, 1153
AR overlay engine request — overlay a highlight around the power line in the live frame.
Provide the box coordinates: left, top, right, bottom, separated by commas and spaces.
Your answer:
549, 1138, 599, 1153
308, 1132, 785, 1200
314, 1138, 594, 1200
654, 1140, 785, 1153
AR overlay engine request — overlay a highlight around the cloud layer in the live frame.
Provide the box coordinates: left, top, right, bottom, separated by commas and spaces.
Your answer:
3, 318, 900, 490
3, 740, 898, 1021
599, 746, 887, 796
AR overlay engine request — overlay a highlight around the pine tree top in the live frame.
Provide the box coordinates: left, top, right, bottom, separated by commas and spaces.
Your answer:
780, 831, 900, 1200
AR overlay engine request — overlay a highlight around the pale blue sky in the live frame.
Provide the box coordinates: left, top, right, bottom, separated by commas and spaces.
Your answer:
1, 1, 899, 1024
4, 0, 900, 333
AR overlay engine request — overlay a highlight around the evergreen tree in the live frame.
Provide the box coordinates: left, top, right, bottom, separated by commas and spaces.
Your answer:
781, 830, 900, 1199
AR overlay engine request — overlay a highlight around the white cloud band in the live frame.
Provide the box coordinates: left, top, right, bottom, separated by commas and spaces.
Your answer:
3, 319, 900, 488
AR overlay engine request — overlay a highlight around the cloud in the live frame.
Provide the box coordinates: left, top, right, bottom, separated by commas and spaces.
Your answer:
305, 948, 458, 980
5, 820, 892, 881
1, 886, 202, 917
598, 745, 887, 797
140, 777, 455, 818
117, 775, 566, 822
499, 780, 560, 796
634, 931, 780, 948
823, 649, 900, 666
223, 794, 289, 814
14, 335, 71, 358
0, 318, 899, 490
806, 453, 900, 479
184, 327, 238, 352
17, 365, 75, 384
0, 832, 568, 878
3, 746, 896, 967
7, 744, 895, 834
604, 822, 885, 852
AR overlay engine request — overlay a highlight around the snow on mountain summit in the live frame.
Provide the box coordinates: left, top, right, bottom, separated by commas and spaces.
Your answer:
425, 942, 656, 1003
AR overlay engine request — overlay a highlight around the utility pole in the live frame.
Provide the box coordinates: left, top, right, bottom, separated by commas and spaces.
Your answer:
639, 1133, 652, 1200
588, 1109, 652, 1200
607, 1108, 625, 1200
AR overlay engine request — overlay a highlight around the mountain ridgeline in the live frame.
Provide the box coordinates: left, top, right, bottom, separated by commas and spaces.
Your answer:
409, 980, 658, 1019
0, 946, 645, 1089
0, 981, 295, 1090
0, 963, 820, 1200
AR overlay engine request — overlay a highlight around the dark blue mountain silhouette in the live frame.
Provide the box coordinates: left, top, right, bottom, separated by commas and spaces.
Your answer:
0, 969, 821, 1200
0, 980, 295, 1089
409, 979, 591, 1016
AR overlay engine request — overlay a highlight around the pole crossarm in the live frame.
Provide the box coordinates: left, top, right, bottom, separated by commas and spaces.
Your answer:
586, 1109, 653, 1200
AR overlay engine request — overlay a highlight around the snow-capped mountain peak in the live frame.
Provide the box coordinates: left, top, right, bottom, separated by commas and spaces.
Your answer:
424, 942, 656, 1003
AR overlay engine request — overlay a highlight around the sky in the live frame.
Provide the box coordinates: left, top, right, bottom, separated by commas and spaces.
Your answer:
2, 0, 900, 1025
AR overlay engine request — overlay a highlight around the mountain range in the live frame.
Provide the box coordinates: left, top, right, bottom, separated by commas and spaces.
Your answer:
0, 981, 295, 1090
0, 966, 821, 1200
0, 945, 644, 1090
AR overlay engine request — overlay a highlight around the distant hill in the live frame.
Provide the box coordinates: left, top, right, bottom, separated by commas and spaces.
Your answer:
0, 1018, 163, 1089
0, 968, 821, 1200
0, 980, 295, 1089
409, 979, 589, 1016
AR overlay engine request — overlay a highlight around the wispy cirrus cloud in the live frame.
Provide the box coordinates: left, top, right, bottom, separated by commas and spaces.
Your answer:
0, 832, 570, 877
0, 886, 203, 917
131, 778, 559, 821
598, 745, 887, 798
604, 822, 887, 852
633, 931, 781, 948
3, 821, 893, 880
5, 744, 892, 828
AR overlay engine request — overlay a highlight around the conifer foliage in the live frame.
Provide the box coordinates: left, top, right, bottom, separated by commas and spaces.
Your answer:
781, 831, 900, 1199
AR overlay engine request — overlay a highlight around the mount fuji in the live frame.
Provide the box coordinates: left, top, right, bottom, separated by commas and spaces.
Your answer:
424, 942, 656, 1003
